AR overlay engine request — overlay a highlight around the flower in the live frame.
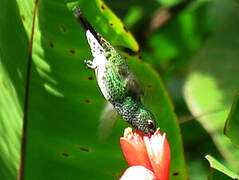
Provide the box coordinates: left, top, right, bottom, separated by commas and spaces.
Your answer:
120, 166, 157, 180
120, 127, 171, 180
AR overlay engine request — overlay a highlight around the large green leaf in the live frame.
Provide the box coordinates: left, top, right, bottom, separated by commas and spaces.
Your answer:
0, 0, 29, 179
224, 91, 239, 148
0, 0, 188, 179
183, 0, 239, 171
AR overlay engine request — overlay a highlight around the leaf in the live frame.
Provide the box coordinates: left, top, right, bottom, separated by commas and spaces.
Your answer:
209, 169, 236, 180
0, 0, 30, 179
0, 0, 188, 180
224, 91, 239, 148
206, 155, 239, 179
183, 0, 239, 170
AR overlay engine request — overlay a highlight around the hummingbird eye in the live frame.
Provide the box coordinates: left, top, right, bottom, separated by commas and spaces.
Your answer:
147, 120, 155, 130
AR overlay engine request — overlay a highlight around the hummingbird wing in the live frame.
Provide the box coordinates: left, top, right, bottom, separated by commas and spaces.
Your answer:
98, 102, 119, 139
126, 72, 144, 98
117, 63, 144, 99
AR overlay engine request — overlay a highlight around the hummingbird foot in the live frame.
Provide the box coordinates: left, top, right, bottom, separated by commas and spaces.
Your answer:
84, 60, 97, 70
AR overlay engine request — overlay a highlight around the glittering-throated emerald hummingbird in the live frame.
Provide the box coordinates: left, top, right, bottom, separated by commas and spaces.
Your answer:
73, 7, 156, 135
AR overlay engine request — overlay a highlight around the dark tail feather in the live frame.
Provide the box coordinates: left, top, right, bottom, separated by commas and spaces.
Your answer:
73, 6, 102, 45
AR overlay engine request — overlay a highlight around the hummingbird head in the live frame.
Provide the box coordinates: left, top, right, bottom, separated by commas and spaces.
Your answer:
133, 106, 156, 135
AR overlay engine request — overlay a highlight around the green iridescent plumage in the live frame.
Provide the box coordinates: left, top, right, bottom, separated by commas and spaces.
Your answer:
73, 7, 156, 135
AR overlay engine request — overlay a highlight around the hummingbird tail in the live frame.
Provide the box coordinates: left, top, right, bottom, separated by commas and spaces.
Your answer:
73, 6, 102, 45
73, 6, 106, 58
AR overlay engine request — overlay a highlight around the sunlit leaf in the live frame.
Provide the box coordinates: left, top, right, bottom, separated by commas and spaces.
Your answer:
0, 0, 30, 179
224, 91, 239, 148
206, 155, 239, 179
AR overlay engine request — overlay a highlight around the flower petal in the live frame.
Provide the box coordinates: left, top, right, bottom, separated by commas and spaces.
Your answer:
120, 166, 157, 180
144, 129, 171, 180
120, 128, 153, 171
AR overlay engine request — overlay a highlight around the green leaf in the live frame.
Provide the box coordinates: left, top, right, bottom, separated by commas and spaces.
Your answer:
183, 0, 239, 170
224, 91, 239, 148
206, 155, 239, 179
0, 0, 29, 179
0, 0, 188, 179
67, 0, 139, 52
209, 169, 235, 180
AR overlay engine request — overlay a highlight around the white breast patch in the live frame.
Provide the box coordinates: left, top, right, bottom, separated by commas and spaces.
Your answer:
86, 30, 105, 58
86, 30, 109, 100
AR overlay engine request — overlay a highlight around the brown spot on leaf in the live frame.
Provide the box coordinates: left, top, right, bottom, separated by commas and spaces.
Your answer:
69, 49, 76, 54
138, 55, 142, 59
88, 76, 93, 80
78, 146, 90, 152
84, 99, 91, 103
2, 80, 7, 90
173, 172, 179, 176
111, 171, 120, 176
147, 84, 152, 88
101, 4, 106, 10
59, 25, 66, 33
61, 152, 70, 157
110, 22, 114, 27
123, 26, 129, 33
21, 14, 25, 22
49, 42, 54, 48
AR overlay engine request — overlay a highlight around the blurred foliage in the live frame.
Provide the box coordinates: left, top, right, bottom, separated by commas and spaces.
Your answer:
184, 0, 239, 172
206, 155, 239, 179
1, 0, 239, 179
105, 0, 213, 80
181, 120, 223, 180
224, 91, 239, 148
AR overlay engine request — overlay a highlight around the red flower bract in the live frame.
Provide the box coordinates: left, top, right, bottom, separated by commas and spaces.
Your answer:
120, 128, 153, 171
120, 128, 171, 180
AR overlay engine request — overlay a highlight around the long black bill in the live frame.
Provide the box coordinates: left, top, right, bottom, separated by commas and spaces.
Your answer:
73, 6, 102, 45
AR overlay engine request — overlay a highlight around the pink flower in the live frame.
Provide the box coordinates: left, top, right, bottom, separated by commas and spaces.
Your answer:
120, 128, 171, 180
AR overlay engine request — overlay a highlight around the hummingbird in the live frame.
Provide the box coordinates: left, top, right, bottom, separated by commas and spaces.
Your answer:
73, 6, 156, 135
